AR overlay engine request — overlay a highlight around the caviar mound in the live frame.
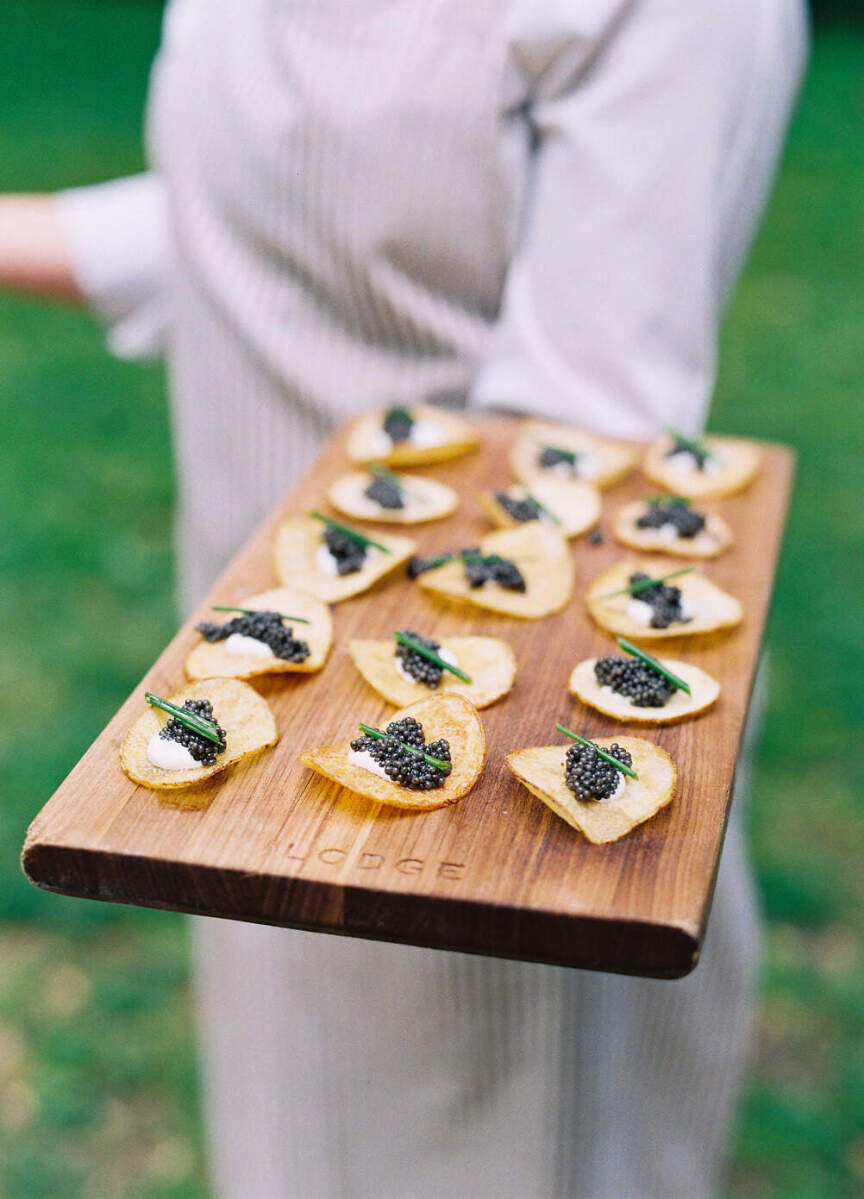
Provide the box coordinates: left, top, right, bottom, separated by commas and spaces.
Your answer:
569, 657, 720, 724
299, 692, 486, 811
642, 432, 763, 499
509, 419, 637, 490
348, 635, 516, 710
328, 469, 458, 524
273, 516, 416, 603
505, 736, 677, 843
585, 558, 742, 640
120, 678, 278, 791
184, 587, 333, 680
612, 500, 733, 559
417, 523, 574, 619
478, 476, 601, 540
346, 403, 477, 467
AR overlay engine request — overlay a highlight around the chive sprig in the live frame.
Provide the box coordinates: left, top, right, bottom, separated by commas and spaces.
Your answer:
145, 692, 223, 745
310, 510, 391, 554
616, 636, 691, 696
394, 631, 472, 683
555, 723, 639, 780
664, 427, 713, 460
523, 490, 561, 525
357, 723, 451, 773
596, 565, 694, 602
211, 605, 311, 625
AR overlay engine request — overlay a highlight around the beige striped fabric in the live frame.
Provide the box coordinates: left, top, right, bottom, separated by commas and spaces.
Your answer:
144, 1, 806, 1194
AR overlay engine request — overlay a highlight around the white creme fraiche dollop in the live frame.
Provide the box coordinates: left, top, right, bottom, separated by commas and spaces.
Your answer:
147, 731, 199, 771
394, 645, 459, 686
347, 747, 389, 779
668, 449, 721, 476
224, 632, 275, 659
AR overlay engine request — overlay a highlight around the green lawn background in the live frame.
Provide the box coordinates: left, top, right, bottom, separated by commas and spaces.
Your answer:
1, 3, 862, 1196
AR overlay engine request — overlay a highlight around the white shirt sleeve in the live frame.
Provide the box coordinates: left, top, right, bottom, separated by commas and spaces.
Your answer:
471, 0, 807, 439
56, 172, 170, 360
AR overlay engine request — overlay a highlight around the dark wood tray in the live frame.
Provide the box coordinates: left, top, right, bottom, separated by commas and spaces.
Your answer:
22, 416, 794, 978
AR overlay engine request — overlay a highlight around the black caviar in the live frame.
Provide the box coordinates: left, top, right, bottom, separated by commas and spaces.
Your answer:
396, 629, 443, 687
628, 572, 691, 629
350, 716, 451, 790
565, 741, 632, 801
495, 491, 542, 523
636, 500, 706, 539
196, 610, 310, 662
588, 528, 603, 546
665, 435, 710, 470
159, 698, 226, 767
364, 473, 404, 509
383, 406, 414, 443
323, 524, 367, 575
464, 553, 526, 592
594, 655, 675, 707
538, 445, 579, 474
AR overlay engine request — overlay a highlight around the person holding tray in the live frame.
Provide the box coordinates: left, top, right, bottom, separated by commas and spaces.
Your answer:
0, 0, 807, 1195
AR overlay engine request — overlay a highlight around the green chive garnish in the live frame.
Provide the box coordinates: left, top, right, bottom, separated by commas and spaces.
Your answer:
642, 494, 691, 508
542, 444, 577, 463
211, 605, 311, 625
616, 636, 691, 696
664, 427, 713, 460
309, 510, 391, 554
596, 565, 694, 602
358, 722, 451, 773
394, 631, 472, 684
369, 463, 402, 489
523, 490, 561, 525
145, 692, 223, 745
555, 723, 639, 780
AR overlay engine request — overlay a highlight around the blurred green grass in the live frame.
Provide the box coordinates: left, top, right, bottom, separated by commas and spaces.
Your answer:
0, 3, 862, 1196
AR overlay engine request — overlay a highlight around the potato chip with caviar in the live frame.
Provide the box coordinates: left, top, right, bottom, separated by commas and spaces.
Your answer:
642, 432, 762, 499
300, 692, 486, 811
347, 403, 477, 467
510, 420, 637, 490
505, 735, 677, 843
348, 634, 516, 710
328, 468, 458, 524
417, 523, 574, 619
568, 656, 719, 724
612, 499, 733, 559
586, 558, 742, 640
478, 476, 601, 540
184, 587, 332, 681
273, 516, 415, 603
120, 678, 277, 791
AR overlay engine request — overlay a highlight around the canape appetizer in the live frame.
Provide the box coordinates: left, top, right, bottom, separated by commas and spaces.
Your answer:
612, 495, 733, 558
509, 419, 637, 489
642, 429, 762, 499
505, 723, 677, 843
184, 588, 332, 681
348, 628, 516, 709
347, 403, 477, 467
586, 559, 742, 639
569, 636, 719, 724
300, 693, 485, 811
411, 523, 574, 619
273, 512, 415, 603
478, 476, 601, 540
120, 679, 277, 790
328, 465, 458, 524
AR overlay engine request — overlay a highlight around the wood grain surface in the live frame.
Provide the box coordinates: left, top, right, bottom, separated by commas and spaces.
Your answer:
22, 416, 795, 978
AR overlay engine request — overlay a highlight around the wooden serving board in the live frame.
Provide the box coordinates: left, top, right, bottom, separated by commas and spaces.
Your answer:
23, 417, 794, 978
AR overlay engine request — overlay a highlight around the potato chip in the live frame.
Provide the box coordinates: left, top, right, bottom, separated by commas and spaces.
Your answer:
184, 587, 332, 681
505, 735, 676, 843
328, 469, 458, 524
348, 635, 516, 710
569, 657, 719, 724
417, 523, 574, 619
642, 432, 762, 499
510, 420, 637, 489
300, 692, 486, 811
478, 476, 601, 539
273, 516, 415, 603
347, 403, 477, 467
612, 500, 733, 559
120, 678, 278, 791
586, 558, 742, 640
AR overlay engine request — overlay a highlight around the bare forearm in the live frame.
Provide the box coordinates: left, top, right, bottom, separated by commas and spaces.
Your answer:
0, 194, 83, 302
